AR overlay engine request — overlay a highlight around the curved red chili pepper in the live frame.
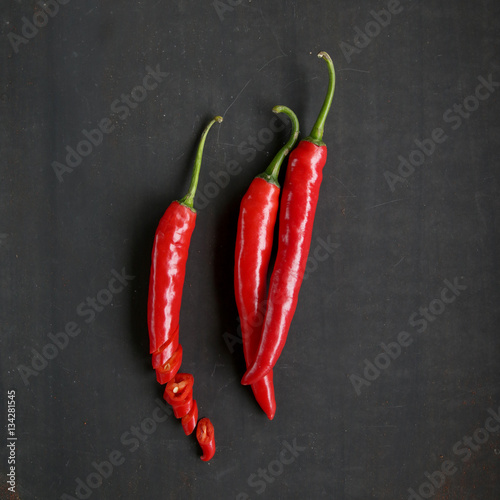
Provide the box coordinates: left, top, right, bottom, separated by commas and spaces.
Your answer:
147, 116, 222, 383
147, 117, 221, 456
242, 52, 336, 386
196, 418, 215, 462
234, 106, 299, 419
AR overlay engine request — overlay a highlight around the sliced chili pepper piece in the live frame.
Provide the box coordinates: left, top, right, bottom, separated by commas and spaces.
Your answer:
235, 106, 299, 419
171, 394, 194, 419
242, 52, 336, 386
155, 344, 183, 385
196, 417, 215, 462
163, 370, 194, 417
164, 373, 194, 406
147, 116, 223, 355
151, 327, 179, 369
181, 400, 198, 435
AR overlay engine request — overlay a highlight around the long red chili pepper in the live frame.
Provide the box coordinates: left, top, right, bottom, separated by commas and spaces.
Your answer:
241, 52, 336, 386
148, 116, 222, 386
147, 117, 221, 447
234, 106, 299, 419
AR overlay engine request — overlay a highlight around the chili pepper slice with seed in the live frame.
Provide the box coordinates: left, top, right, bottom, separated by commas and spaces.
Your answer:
164, 373, 194, 418
147, 116, 222, 386
234, 106, 299, 419
242, 52, 336, 386
196, 418, 215, 461
155, 344, 183, 385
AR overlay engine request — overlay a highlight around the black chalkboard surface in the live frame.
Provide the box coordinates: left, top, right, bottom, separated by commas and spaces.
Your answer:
1, 1, 499, 499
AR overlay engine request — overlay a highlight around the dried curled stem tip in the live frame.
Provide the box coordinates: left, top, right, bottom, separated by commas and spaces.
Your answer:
317, 51, 333, 63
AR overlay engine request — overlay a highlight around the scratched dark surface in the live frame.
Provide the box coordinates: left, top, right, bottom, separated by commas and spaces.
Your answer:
1, 1, 500, 499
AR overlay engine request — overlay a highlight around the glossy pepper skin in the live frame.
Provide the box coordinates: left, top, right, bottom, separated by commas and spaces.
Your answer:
234, 106, 299, 419
242, 52, 336, 386
147, 116, 222, 385
196, 418, 215, 461
181, 400, 198, 435
148, 207, 195, 355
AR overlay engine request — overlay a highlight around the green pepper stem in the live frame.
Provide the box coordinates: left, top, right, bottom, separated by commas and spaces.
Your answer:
258, 105, 300, 186
306, 51, 336, 146
179, 116, 223, 210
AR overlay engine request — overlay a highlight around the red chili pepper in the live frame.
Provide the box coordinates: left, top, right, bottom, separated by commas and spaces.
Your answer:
147, 117, 221, 455
147, 116, 222, 385
196, 418, 215, 461
181, 400, 198, 435
234, 106, 299, 419
242, 52, 336, 386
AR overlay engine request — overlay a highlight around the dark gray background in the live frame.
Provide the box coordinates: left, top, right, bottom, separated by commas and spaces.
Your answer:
1, 1, 499, 499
